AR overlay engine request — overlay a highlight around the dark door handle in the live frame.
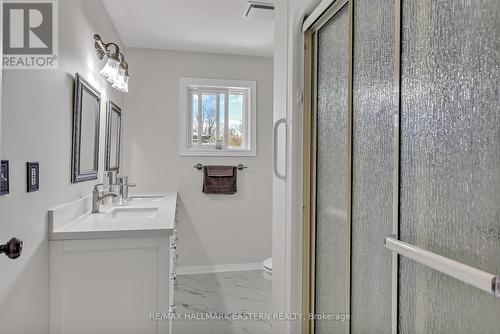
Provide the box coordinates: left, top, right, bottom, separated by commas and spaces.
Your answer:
0, 238, 23, 259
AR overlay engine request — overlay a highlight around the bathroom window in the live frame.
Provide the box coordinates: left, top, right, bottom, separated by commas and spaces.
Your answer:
179, 78, 256, 156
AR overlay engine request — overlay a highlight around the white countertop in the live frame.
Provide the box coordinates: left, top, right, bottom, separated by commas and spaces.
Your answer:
49, 192, 177, 240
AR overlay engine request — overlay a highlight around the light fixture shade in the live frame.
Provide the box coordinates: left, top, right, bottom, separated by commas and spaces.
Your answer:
95, 35, 129, 93
99, 57, 120, 81
122, 73, 129, 93
112, 68, 129, 93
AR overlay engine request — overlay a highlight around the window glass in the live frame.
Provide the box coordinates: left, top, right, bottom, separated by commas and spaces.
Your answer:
191, 92, 198, 144
201, 93, 217, 144
228, 93, 244, 147
219, 93, 225, 142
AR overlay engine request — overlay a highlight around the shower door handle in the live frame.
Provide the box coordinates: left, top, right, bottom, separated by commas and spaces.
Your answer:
385, 237, 499, 297
273, 118, 287, 180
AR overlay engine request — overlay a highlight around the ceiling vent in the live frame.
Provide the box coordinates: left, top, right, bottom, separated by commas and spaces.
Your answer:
242, 1, 274, 20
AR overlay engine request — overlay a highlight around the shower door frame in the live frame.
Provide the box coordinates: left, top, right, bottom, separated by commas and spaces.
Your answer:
302, 0, 354, 333
390, 1, 401, 333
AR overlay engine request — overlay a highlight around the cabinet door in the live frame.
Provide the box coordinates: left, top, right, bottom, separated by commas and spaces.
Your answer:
50, 238, 169, 334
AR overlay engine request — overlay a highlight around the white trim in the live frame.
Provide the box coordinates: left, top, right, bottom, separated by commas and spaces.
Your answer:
273, 1, 322, 333
179, 149, 257, 157
179, 77, 257, 157
272, 0, 291, 333
176, 262, 263, 275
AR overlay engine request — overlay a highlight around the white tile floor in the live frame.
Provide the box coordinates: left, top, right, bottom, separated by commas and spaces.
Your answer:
173, 270, 272, 334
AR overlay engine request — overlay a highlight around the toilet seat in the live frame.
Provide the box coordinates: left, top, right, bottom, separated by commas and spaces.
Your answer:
263, 258, 272, 271
263, 258, 272, 282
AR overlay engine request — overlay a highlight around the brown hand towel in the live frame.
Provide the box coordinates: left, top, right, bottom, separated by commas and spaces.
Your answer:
202, 166, 237, 194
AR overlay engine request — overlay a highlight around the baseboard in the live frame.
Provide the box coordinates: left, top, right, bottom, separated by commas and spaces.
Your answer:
176, 262, 263, 275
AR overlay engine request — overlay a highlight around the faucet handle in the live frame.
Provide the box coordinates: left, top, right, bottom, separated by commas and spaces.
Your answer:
93, 183, 104, 191
128, 183, 136, 188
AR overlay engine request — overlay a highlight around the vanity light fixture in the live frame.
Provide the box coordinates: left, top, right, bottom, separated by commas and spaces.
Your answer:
94, 34, 129, 93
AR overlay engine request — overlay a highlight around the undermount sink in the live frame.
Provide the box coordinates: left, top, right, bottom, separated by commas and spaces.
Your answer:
129, 195, 165, 202
107, 207, 159, 220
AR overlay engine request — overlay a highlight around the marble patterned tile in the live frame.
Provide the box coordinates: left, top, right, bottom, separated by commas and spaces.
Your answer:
173, 270, 272, 334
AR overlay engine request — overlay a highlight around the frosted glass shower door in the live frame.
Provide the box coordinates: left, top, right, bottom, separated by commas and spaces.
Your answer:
313, 2, 351, 333
397, 0, 500, 333
306, 0, 498, 333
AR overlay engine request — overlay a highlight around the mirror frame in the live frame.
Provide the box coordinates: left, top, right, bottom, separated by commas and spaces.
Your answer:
71, 73, 101, 183
105, 101, 122, 172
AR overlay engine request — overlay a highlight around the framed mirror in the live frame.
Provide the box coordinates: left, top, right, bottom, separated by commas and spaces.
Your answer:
105, 101, 122, 172
71, 73, 101, 183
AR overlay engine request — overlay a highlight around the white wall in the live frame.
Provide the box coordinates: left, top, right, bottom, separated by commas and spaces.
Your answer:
0, 1, 124, 333
121, 48, 273, 267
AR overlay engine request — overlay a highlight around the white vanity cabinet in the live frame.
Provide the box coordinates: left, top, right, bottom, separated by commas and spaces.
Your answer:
48, 193, 178, 334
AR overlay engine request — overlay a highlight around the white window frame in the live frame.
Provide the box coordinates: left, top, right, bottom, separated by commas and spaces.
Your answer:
179, 77, 257, 156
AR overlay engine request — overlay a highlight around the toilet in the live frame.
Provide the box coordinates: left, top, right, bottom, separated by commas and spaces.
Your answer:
263, 258, 272, 282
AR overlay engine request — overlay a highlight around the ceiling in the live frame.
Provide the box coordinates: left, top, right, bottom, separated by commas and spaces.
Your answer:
101, 0, 274, 57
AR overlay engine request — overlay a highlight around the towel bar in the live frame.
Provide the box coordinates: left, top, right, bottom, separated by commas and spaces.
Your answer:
385, 237, 499, 297
194, 163, 247, 171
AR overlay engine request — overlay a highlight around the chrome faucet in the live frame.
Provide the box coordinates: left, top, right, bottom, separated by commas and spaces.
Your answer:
114, 176, 136, 206
91, 183, 117, 213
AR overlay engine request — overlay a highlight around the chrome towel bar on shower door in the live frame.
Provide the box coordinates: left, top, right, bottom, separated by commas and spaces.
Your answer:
385, 237, 499, 298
